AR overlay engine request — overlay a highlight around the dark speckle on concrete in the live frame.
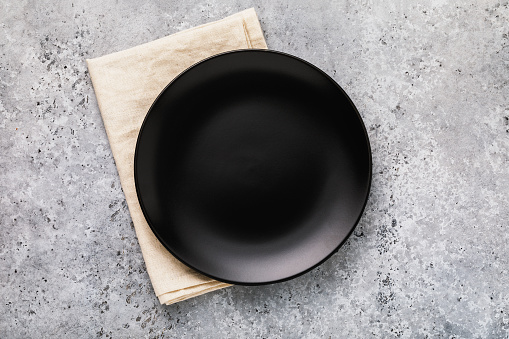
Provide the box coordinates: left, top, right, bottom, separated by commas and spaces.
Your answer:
1, 0, 509, 338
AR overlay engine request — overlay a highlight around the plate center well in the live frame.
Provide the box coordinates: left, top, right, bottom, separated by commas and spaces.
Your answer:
169, 99, 329, 244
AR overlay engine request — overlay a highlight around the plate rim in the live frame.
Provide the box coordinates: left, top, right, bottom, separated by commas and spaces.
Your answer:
134, 48, 372, 285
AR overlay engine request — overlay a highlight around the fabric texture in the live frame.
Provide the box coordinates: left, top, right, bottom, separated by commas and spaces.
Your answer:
86, 8, 267, 305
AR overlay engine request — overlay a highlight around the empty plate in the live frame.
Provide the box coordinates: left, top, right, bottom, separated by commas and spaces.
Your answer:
134, 49, 371, 285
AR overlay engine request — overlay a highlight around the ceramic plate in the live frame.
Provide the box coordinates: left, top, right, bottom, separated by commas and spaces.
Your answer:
134, 50, 371, 285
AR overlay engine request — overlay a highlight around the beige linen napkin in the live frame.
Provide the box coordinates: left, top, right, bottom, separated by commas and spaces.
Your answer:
86, 8, 267, 305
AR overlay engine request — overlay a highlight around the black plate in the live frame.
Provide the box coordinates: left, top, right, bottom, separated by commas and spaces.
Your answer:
134, 50, 371, 285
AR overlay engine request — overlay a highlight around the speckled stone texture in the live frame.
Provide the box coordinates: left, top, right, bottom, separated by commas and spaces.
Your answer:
1, 0, 508, 337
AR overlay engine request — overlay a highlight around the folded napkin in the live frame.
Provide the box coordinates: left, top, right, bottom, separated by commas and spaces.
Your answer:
86, 8, 267, 305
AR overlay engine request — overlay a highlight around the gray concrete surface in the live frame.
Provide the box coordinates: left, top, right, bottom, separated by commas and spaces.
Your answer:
1, 0, 508, 337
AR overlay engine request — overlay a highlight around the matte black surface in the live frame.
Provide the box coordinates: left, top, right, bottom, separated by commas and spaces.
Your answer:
134, 50, 372, 285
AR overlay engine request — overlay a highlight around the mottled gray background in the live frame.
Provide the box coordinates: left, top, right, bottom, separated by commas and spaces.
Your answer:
1, 0, 508, 338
